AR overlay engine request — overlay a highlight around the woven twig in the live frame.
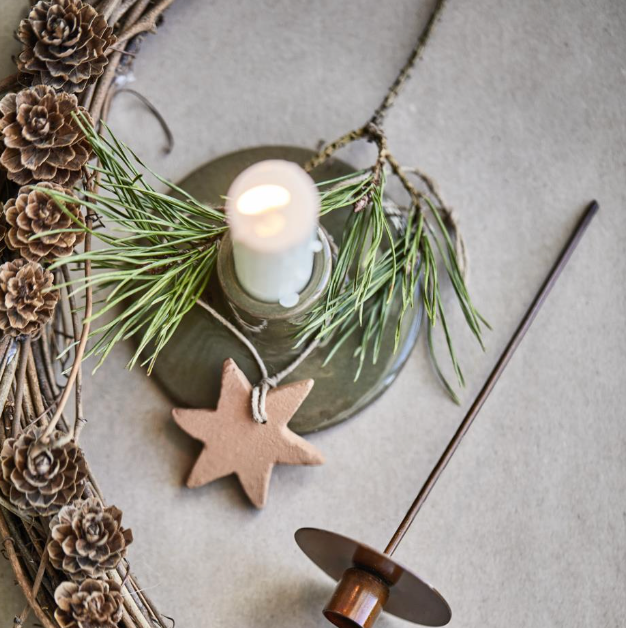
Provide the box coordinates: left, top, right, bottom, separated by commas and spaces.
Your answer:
0, 2, 176, 626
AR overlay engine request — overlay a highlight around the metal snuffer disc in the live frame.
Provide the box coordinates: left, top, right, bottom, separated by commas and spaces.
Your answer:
295, 527, 452, 627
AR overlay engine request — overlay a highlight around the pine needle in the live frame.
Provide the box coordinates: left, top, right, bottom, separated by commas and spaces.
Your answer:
47, 116, 487, 401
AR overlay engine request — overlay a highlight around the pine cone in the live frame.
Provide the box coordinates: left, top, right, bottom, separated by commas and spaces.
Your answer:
4, 183, 85, 262
16, 0, 116, 94
49, 498, 134, 581
0, 85, 93, 186
0, 258, 58, 337
55, 579, 123, 628
0, 425, 87, 516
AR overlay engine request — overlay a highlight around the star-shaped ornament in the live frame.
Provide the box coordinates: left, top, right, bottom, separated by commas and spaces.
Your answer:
172, 359, 324, 508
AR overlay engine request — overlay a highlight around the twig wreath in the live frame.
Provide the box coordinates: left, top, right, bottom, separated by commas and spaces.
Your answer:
0, 0, 487, 625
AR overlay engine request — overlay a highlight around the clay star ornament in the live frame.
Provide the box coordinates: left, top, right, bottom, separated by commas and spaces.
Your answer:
172, 359, 324, 508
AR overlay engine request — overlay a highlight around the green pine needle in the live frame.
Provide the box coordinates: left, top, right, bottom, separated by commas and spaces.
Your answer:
47, 115, 487, 401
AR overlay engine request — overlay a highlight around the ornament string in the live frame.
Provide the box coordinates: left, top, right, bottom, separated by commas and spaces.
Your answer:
194, 0, 455, 424
197, 299, 320, 423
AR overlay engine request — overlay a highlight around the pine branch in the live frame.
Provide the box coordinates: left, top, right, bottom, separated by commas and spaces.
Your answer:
47, 118, 486, 400
48, 117, 227, 373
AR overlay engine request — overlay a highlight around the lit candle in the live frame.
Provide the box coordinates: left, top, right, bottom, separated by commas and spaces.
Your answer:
226, 160, 320, 305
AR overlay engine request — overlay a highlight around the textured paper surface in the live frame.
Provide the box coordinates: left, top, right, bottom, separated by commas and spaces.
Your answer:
0, 1, 624, 626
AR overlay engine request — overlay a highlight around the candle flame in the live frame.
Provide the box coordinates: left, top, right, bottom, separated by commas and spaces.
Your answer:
236, 184, 291, 216
254, 214, 286, 238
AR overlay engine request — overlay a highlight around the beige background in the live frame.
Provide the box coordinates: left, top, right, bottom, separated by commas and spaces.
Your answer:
1, 1, 625, 626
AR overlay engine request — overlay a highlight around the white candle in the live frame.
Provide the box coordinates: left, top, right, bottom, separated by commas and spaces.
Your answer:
226, 160, 320, 304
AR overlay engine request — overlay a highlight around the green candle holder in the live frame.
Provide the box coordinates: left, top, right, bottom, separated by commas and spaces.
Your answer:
147, 146, 422, 434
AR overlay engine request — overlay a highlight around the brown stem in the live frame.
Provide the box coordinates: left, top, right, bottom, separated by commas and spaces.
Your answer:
122, 0, 153, 29
371, 0, 448, 127
12, 337, 31, 437
21, 516, 59, 589
115, 0, 177, 47
80, 81, 97, 111
101, 83, 117, 122
110, 0, 142, 26
40, 326, 60, 397
43, 227, 92, 442
385, 151, 423, 205
90, 0, 177, 134
2, 390, 14, 438
59, 279, 74, 358
0, 337, 10, 364
2, 509, 54, 605
17, 543, 50, 627
120, 574, 157, 628
0, 337, 15, 385
0, 496, 41, 532
90, 50, 123, 125
32, 339, 56, 403
0, 72, 19, 94
37, 330, 70, 433
50, 326, 68, 371
21, 372, 34, 428
0, 510, 57, 628
72, 226, 93, 444
99, 0, 124, 20
0, 343, 20, 414
305, 0, 449, 173
27, 349, 46, 418
61, 266, 84, 433
404, 165, 468, 278
304, 126, 368, 172
120, 561, 170, 628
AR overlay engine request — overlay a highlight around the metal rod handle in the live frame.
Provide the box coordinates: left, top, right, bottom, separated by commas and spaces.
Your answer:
384, 200, 599, 556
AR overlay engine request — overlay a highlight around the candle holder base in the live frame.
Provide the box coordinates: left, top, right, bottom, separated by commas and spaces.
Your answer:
295, 527, 451, 627
147, 146, 422, 434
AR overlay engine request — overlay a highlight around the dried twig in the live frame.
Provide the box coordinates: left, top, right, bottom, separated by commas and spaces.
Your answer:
42, 229, 92, 442
0, 343, 20, 414
99, 0, 124, 21
0, 2, 177, 625
110, 0, 141, 24
16, 543, 50, 627
27, 349, 46, 418
61, 266, 84, 432
0, 72, 19, 93
0, 511, 56, 628
122, 0, 153, 29
90, 49, 123, 126
371, 0, 448, 126
12, 337, 31, 437
115, 0, 177, 47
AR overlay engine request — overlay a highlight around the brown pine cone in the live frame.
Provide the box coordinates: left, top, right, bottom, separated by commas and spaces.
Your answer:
4, 183, 85, 262
49, 498, 134, 581
16, 0, 116, 94
0, 85, 93, 186
55, 579, 123, 628
0, 426, 87, 516
0, 258, 58, 337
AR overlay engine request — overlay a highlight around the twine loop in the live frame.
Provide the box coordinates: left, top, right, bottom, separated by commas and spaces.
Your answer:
197, 300, 319, 426
251, 376, 278, 424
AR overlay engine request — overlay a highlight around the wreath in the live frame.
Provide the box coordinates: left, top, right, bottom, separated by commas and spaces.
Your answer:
0, 0, 486, 625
